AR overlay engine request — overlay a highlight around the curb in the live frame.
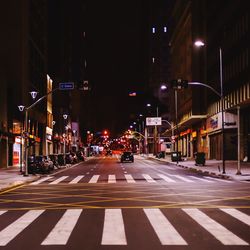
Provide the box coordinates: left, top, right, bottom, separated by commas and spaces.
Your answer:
146, 156, 232, 180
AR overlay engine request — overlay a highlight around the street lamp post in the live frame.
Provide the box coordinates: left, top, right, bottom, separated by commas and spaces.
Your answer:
18, 88, 58, 176
175, 89, 179, 165
194, 40, 226, 173
63, 114, 68, 165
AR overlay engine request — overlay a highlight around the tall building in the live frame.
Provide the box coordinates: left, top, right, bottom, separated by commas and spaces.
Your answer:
167, 0, 250, 161
48, 0, 88, 152
0, 0, 49, 168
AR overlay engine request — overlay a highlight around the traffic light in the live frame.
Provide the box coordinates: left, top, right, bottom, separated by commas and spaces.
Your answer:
170, 79, 189, 89
78, 80, 90, 91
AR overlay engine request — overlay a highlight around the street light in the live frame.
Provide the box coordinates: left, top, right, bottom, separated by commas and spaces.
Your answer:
194, 40, 226, 174
18, 91, 38, 176
63, 114, 68, 165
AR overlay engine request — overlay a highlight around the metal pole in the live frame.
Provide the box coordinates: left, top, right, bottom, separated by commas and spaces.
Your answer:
24, 109, 29, 176
220, 48, 226, 174
175, 89, 179, 165
236, 106, 241, 175
64, 133, 66, 165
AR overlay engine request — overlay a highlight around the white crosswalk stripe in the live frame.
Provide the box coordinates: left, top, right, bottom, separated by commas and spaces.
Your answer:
167, 174, 194, 183
108, 175, 116, 183
0, 208, 249, 246
124, 174, 136, 183
158, 174, 176, 183
144, 208, 187, 245
182, 208, 249, 245
30, 176, 53, 185
30, 174, 233, 185
89, 174, 100, 183
0, 210, 44, 246
220, 208, 250, 226
101, 209, 127, 245
49, 176, 68, 184
190, 176, 214, 182
204, 176, 230, 183
142, 174, 156, 183
69, 175, 84, 184
0, 211, 7, 216
42, 209, 82, 245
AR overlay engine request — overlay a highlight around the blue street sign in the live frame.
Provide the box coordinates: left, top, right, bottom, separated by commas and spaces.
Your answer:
59, 82, 74, 90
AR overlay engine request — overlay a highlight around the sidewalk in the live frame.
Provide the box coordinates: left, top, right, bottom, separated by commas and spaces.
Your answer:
142, 154, 250, 182
0, 160, 88, 192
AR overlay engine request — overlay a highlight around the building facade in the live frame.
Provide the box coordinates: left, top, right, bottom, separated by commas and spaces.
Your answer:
167, 0, 250, 161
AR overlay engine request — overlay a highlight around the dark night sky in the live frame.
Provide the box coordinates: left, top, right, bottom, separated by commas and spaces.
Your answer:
49, 1, 153, 137
85, 1, 150, 136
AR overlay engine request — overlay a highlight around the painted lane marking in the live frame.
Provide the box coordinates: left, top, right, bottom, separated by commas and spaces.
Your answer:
69, 175, 84, 184
220, 208, 250, 226
0, 210, 44, 246
182, 208, 248, 245
42, 209, 82, 245
49, 176, 68, 185
158, 174, 176, 183
108, 175, 116, 183
101, 209, 127, 245
30, 177, 53, 185
189, 176, 214, 183
89, 175, 100, 183
124, 174, 136, 183
144, 208, 187, 245
142, 174, 156, 183
167, 174, 194, 183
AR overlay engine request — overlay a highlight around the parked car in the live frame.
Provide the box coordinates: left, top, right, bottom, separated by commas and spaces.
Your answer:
57, 154, 65, 166
44, 155, 54, 171
70, 152, 78, 163
106, 149, 112, 156
121, 151, 134, 163
28, 155, 38, 174
65, 153, 74, 164
34, 155, 50, 174
76, 151, 85, 161
49, 154, 60, 169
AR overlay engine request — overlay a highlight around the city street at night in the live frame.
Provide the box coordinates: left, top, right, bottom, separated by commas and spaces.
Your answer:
1, 1, 250, 250
0, 155, 249, 249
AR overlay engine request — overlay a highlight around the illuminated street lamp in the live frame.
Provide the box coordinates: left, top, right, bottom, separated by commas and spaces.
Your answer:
194, 40, 226, 174
18, 90, 38, 176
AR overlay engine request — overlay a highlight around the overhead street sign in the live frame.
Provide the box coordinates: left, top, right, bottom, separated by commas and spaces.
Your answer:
146, 117, 162, 126
59, 82, 74, 90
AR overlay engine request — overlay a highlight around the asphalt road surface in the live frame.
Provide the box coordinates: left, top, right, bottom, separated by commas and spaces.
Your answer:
0, 155, 249, 250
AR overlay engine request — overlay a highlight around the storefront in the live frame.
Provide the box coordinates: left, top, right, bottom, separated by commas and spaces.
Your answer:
207, 111, 237, 160
13, 136, 22, 166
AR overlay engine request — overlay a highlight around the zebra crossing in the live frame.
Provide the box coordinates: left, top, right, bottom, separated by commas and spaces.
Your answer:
30, 173, 231, 185
0, 208, 249, 246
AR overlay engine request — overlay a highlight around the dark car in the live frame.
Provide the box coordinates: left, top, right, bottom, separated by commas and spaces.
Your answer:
76, 151, 85, 161
34, 155, 50, 174
121, 151, 134, 163
28, 155, 38, 174
49, 154, 60, 169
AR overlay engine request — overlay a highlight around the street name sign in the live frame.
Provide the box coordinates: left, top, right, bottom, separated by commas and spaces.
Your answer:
59, 82, 74, 90
146, 117, 162, 126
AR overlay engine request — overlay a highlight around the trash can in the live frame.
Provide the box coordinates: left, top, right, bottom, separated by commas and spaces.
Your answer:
194, 152, 206, 166
171, 151, 181, 162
